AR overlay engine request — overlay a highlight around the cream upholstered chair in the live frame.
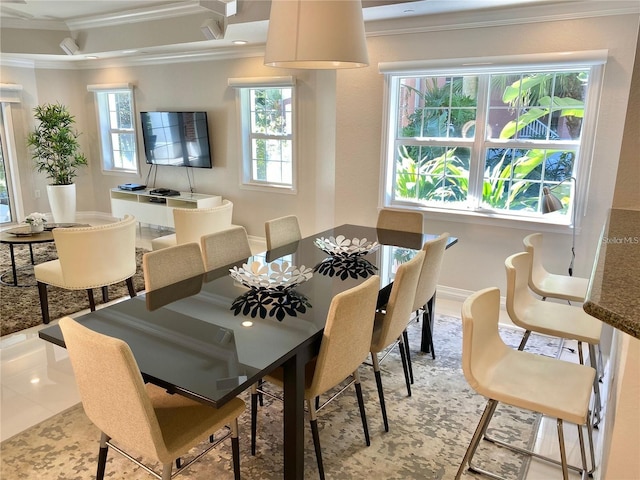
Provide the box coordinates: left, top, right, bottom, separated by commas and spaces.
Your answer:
142, 242, 204, 292
456, 287, 595, 480
370, 250, 423, 432
34, 215, 137, 324
411, 232, 449, 359
59, 316, 245, 480
264, 215, 301, 251
376, 208, 423, 234
523, 232, 589, 302
201, 225, 252, 271
251, 276, 380, 479
505, 251, 603, 425
151, 200, 234, 251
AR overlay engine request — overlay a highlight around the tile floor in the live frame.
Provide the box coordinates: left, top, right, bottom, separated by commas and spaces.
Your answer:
0, 223, 604, 479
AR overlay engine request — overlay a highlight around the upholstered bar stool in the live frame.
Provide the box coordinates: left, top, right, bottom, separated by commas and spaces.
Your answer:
456, 287, 595, 480
523, 233, 589, 302
505, 251, 603, 426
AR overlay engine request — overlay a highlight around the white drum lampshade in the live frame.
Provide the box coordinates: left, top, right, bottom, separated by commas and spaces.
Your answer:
265, 0, 369, 69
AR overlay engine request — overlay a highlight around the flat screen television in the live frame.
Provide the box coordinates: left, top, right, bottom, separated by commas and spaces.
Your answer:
140, 111, 212, 168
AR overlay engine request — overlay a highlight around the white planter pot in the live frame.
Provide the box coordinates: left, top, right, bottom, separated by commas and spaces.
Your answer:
47, 184, 76, 223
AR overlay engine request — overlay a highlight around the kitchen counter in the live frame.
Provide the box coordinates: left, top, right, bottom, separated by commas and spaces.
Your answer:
584, 208, 640, 338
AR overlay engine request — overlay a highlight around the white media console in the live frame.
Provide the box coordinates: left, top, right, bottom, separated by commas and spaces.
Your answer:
110, 188, 222, 228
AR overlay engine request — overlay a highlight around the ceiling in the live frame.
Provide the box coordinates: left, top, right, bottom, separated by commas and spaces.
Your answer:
0, 0, 624, 65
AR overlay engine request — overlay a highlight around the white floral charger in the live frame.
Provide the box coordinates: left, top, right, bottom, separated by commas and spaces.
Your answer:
314, 235, 379, 258
229, 260, 313, 291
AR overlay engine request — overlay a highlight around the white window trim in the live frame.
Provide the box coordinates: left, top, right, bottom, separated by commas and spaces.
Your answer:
229, 76, 297, 194
378, 51, 607, 232
0, 84, 24, 222
87, 83, 139, 176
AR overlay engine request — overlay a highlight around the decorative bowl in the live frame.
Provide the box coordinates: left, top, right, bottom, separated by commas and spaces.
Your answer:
314, 235, 379, 258
229, 260, 313, 291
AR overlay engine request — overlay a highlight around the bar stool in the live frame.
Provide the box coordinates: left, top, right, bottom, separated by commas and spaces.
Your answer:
456, 287, 596, 480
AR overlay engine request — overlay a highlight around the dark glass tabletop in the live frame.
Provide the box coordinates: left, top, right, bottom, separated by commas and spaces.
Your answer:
39, 224, 457, 407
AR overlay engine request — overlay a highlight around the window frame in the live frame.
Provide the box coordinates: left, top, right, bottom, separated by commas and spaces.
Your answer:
229, 76, 297, 194
87, 83, 138, 175
379, 52, 607, 229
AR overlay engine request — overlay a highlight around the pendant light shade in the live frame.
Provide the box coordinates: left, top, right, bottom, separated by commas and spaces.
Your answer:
265, 0, 369, 69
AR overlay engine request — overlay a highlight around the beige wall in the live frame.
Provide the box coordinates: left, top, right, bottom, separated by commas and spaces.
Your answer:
2, 13, 638, 296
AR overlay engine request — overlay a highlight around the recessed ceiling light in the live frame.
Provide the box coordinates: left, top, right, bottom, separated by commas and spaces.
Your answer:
122, 49, 138, 54
232, 40, 248, 45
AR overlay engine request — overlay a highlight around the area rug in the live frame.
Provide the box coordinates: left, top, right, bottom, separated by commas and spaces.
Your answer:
0, 243, 147, 336
0, 315, 560, 480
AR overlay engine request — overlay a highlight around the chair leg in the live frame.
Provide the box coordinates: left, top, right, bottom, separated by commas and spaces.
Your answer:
126, 276, 137, 298
455, 399, 499, 479
588, 344, 602, 427
402, 329, 414, 384
354, 370, 371, 446
96, 432, 110, 480
423, 302, 436, 359
308, 401, 325, 480
517, 329, 532, 351
556, 419, 569, 480
37, 281, 51, 324
250, 384, 258, 455
87, 289, 96, 311
231, 418, 241, 480
176, 457, 182, 469
398, 335, 412, 397
371, 353, 389, 432
101, 285, 109, 303
161, 463, 172, 480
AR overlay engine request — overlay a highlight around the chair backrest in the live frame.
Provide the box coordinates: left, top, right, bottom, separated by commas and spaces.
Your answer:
523, 232, 549, 288
308, 275, 380, 399
53, 215, 137, 288
460, 287, 510, 395
142, 242, 205, 291
265, 215, 301, 250
174, 200, 233, 246
376, 208, 423, 234
371, 250, 425, 353
201, 225, 252, 271
504, 251, 537, 329
412, 232, 449, 311
59, 316, 169, 462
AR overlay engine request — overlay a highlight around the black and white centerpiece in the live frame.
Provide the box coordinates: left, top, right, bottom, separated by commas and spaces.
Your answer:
314, 235, 379, 279
229, 261, 313, 321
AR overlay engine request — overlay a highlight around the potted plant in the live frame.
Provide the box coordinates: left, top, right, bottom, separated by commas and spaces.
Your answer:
26, 102, 87, 223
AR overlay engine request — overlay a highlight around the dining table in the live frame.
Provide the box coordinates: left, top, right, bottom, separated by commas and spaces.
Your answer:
38, 223, 457, 479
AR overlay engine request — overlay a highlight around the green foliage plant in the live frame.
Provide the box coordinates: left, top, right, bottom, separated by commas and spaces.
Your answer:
27, 103, 88, 185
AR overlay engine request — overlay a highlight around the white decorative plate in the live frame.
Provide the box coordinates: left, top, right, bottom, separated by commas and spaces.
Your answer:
229, 260, 313, 291
314, 235, 379, 258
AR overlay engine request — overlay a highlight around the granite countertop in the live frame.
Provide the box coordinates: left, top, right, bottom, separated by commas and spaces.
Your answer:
584, 208, 640, 338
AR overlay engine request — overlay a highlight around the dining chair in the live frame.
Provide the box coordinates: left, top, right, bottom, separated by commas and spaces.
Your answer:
34, 215, 137, 325
264, 214, 301, 251
523, 232, 589, 302
250, 275, 381, 480
201, 225, 252, 271
59, 316, 245, 480
456, 287, 595, 480
370, 250, 424, 432
142, 242, 205, 291
376, 208, 423, 234
411, 232, 449, 359
505, 251, 603, 426
151, 200, 235, 251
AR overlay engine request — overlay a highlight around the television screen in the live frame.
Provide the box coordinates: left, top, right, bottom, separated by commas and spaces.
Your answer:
140, 111, 212, 168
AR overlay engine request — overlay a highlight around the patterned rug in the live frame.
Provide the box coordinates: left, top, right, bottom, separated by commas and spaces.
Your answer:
0, 243, 147, 336
0, 314, 560, 480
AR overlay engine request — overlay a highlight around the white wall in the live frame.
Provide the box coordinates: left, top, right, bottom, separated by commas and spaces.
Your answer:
334, 14, 639, 294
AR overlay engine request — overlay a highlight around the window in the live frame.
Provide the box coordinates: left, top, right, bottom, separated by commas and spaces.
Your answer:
381, 53, 606, 224
88, 84, 137, 173
230, 76, 295, 191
